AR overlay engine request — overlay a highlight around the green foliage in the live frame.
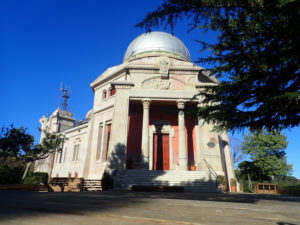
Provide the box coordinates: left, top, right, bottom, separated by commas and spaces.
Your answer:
138, 0, 300, 131
0, 125, 65, 181
238, 160, 267, 181
241, 130, 292, 180
0, 165, 24, 184
217, 175, 226, 185
230, 178, 237, 186
273, 175, 298, 189
23, 172, 48, 185
0, 125, 34, 167
278, 184, 300, 196
27, 131, 65, 162
0, 125, 65, 164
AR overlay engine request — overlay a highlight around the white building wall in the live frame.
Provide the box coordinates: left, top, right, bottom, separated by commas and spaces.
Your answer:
51, 124, 89, 178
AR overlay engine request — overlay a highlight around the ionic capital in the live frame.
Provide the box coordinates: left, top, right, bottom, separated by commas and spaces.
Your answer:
142, 98, 151, 109
176, 99, 185, 110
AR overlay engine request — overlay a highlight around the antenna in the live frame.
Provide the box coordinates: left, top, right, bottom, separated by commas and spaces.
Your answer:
59, 82, 71, 110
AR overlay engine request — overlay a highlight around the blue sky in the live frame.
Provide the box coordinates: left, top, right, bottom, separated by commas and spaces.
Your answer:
1, 0, 299, 178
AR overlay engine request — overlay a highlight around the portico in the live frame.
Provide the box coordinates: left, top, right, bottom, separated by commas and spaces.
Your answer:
127, 99, 197, 172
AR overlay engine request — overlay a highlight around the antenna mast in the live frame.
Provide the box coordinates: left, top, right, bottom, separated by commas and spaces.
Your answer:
59, 82, 71, 110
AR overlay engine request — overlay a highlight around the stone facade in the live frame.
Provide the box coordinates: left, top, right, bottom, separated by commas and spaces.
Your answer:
34, 32, 236, 192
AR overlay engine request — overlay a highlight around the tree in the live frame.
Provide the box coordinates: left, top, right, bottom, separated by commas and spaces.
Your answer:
230, 136, 245, 167
137, 0, 300, 131
0, 125, 65, 181
239, 129, 292, 181
22, 131, 65, 180
0, 126, 33, 168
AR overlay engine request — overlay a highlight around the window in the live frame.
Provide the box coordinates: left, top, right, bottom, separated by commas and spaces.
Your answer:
76, 144, 80, 161
111, 88, 116, 96
59, 148, 63, 163
102, 90, 107, 99
103, 123, 111, 161
63, 147, 67, 162
96, 124, 103, 161
72, 144, 77, 161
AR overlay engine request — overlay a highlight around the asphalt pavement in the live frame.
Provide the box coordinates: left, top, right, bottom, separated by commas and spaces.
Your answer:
0, 190, 299, 225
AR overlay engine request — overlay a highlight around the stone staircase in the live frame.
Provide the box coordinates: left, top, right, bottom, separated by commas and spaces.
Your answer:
120, 169, 221, 192
82, 179, 102, 191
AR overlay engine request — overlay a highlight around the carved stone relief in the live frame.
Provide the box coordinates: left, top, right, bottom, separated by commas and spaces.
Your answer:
159, 58, 170, 79
141, 76, 184, 90
156, 79, 171, 90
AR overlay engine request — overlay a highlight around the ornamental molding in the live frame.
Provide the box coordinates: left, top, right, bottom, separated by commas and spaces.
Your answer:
110, 81, 134, 89
127, 66, 202, 73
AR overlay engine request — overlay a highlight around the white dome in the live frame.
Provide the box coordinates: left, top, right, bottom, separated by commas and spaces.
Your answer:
123, 31, 191, 62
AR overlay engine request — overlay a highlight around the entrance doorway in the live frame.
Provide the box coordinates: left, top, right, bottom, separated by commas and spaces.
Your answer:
153, 133, 169, 170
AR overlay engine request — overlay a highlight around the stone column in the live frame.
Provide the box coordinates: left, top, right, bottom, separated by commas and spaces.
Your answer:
141, 98, 151, 169
177, 99, 188, 170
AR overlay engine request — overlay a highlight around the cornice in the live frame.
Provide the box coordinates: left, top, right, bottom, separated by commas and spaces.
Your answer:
110, 81, 134, 89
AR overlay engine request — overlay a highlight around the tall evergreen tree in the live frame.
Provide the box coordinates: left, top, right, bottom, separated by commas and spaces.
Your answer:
137, 0, 300, 131
240, 130, 292, 180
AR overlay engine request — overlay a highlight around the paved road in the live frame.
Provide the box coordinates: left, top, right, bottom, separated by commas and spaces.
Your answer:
0, 190, 299, 225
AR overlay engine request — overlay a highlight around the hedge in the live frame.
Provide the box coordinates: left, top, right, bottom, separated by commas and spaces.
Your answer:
277, 184, 300, 196
0, 166, 24, 184
23, 172, 48, 185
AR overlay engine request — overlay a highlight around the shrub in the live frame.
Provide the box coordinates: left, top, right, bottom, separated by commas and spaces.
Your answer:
0, 165, 24, 184
23, 172, 48, 185
278, 184, 300, 196
101, 171, 113, 190
230, 178, 237, 186
217, 175, 226, 185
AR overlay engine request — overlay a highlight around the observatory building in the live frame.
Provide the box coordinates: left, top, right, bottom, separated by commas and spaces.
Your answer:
34, 31, 236, 192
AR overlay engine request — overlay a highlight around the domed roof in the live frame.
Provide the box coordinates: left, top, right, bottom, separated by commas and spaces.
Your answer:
123, 31, 191, 62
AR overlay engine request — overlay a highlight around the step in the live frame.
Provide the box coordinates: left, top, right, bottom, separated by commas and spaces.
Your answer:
119, 169, 219, 192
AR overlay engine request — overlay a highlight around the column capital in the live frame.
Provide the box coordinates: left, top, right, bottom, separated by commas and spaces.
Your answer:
142, 98, 151, 109
176, 99, 185, 110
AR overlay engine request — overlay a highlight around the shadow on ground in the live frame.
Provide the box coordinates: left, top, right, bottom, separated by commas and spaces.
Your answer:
0, 189, 299, 222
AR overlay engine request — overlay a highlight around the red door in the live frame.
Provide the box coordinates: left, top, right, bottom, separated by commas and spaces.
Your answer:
153, 133, 169, 170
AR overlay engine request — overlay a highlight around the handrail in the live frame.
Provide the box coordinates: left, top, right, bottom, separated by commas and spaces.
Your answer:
203, 159, 219, 190
203, 159, 218, 178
